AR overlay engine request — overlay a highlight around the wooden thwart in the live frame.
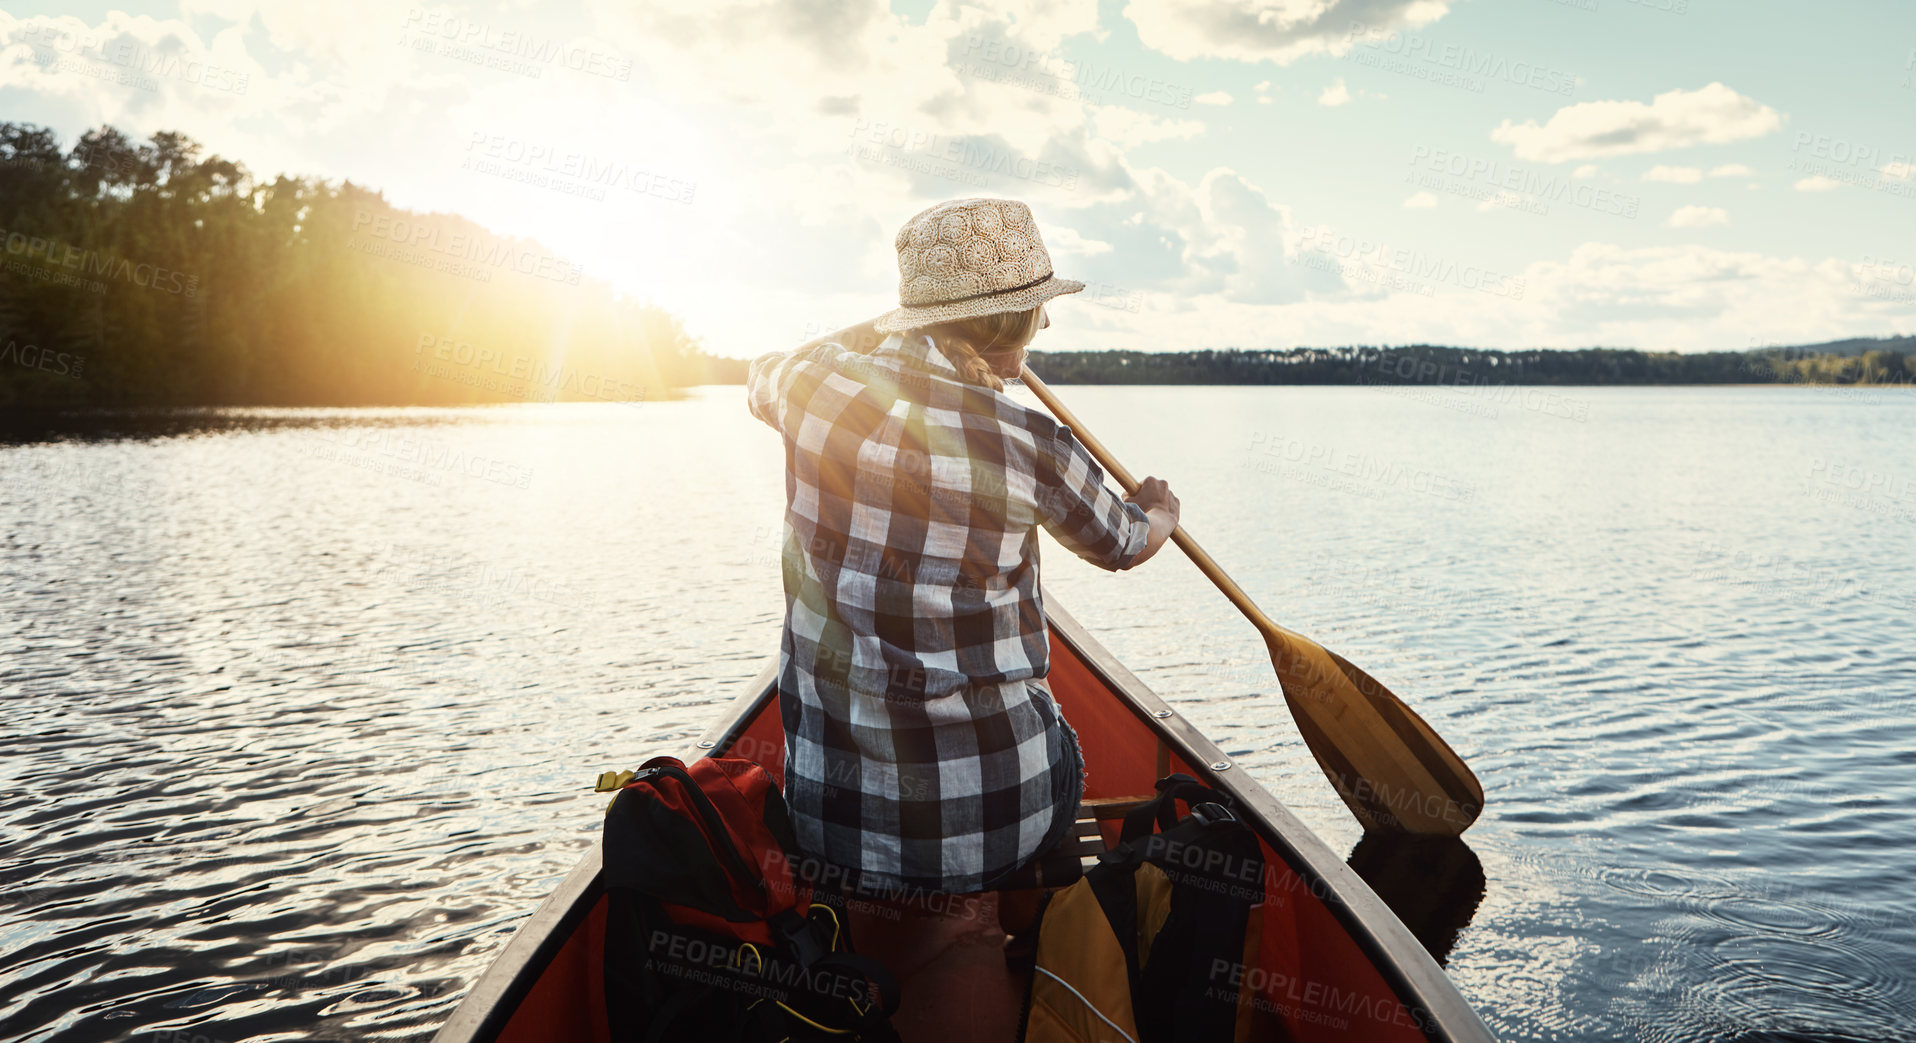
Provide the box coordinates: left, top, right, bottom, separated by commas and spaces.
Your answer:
992, 796, 1153, 891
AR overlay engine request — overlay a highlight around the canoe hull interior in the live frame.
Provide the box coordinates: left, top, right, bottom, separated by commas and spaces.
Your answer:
432, 596, 1494, 1042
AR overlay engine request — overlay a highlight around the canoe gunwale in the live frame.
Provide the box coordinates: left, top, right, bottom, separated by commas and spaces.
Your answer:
1039, 598, 1495, 1043
425, 660, 780, 1043
430, 594, 1494, 1042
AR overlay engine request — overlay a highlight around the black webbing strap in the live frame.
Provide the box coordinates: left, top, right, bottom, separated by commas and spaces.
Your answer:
1137, 821, 1262, 1042
1085, 848, 1145, 1004
1118, 773, 1233, 846
1093, 775, 1263, 1043
608, 892, 731, 1043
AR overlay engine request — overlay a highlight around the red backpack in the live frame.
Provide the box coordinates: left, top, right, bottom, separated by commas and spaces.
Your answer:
601, 755, 901, 1042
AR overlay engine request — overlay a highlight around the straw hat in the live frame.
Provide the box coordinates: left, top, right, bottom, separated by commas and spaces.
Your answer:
872, 197, 1085, 335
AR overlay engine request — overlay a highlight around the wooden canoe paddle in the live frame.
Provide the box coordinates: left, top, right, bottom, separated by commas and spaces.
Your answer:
1019, 365, 1484, 836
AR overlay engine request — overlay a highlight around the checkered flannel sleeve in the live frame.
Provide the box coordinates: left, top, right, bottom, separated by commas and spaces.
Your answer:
746, 343, 843, 437
1036, 424, 1152, 571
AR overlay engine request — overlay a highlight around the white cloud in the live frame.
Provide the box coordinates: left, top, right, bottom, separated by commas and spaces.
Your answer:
1318, 78, 1351, 106
1031, 240, 1910, 355
1124, 0, 1452, 64
16, 2, 1909, 359
0, 12, 274, 124
1642, 165, 1702, 183
1489, 83, 1783, 163
1041, 224, 1116, 256
1880, 161, 1916, 181
1709, 163, 1754, 177
1793, 175, 1843, 191
1668, 205, 1729, 228
1147, 165, 1339, 305
1093, 106, 1206, 146
1504, 243, 1886, 351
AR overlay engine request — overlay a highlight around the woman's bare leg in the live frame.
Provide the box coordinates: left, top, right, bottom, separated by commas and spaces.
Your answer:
845, 891, 1024, 1041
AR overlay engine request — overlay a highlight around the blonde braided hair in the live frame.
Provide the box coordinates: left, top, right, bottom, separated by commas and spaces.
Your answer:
919, 306, 1045, 392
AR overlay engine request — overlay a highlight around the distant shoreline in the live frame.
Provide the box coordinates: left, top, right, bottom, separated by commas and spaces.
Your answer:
692, 379, 1914, 390
698, 339, 1915, 390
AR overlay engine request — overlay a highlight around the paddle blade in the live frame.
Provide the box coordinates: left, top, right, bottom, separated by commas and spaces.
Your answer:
1265, 630, 1484, 836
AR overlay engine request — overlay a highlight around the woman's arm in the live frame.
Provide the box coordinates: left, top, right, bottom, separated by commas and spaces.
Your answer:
1122, 478, 1181, 568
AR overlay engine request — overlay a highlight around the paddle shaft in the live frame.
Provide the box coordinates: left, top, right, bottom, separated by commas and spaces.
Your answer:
1017, 364, 1485, 836
1018, 367, 1279, 635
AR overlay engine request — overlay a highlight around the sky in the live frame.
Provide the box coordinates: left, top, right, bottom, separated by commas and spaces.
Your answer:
2, 0, 1913, 358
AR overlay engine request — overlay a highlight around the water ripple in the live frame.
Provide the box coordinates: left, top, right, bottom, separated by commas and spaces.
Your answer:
3, 389, 1914, 1041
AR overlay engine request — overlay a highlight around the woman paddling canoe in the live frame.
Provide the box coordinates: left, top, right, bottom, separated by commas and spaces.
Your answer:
427, 201, 1496, 1043
743, 197, 1180, 976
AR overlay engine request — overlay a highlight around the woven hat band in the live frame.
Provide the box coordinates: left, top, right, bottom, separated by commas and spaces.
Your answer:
912, 271, 1055, 309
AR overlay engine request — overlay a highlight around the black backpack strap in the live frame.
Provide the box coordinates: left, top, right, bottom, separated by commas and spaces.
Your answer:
606, 890, 741, 1043
1084, 850, 1146, 1004
1137, 813, 1264, 1042
1119, 774, 1234, 845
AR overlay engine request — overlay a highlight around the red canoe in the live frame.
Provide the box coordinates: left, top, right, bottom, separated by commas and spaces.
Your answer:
430, 594, 1495, 1042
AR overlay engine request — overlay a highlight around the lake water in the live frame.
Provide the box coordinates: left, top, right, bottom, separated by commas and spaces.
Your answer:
2, 384, 1913, 1042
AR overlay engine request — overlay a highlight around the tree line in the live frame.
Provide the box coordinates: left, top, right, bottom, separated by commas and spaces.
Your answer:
0, 122, 725, 407
5, 121, 1906, 403
707, 338, 1916, 389
1019, 343, 1915, 386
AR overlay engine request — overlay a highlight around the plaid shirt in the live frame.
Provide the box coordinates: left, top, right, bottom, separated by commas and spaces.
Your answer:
746, 330, 1151, 893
